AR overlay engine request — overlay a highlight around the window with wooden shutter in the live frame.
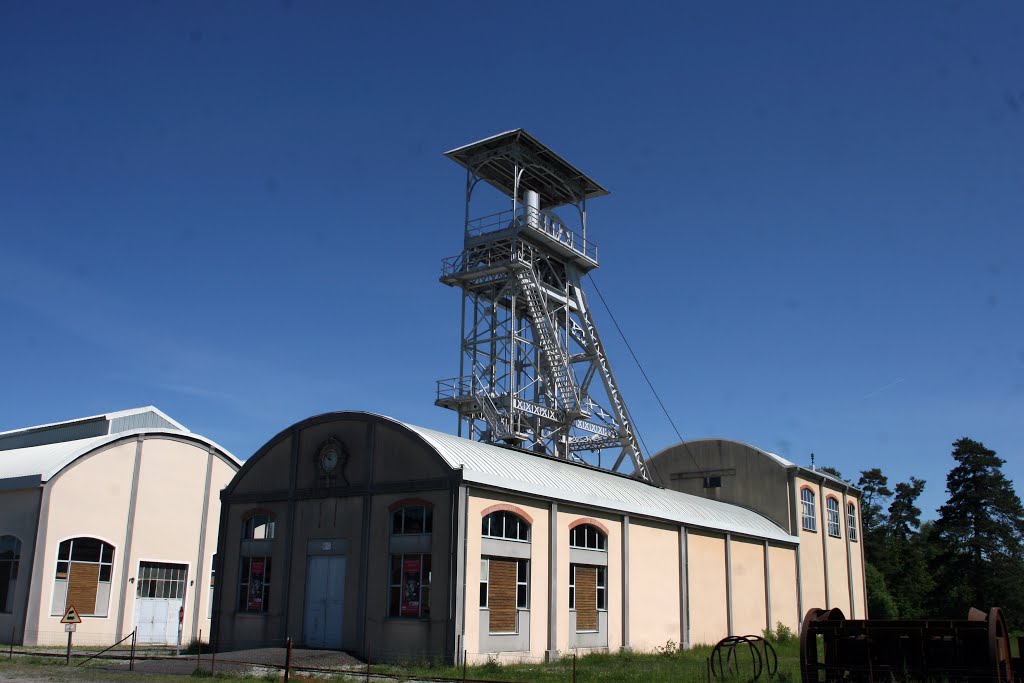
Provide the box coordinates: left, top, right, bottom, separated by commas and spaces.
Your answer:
51, 537, 114, 617
573, 565, 598, 632
487, 559, 518, 633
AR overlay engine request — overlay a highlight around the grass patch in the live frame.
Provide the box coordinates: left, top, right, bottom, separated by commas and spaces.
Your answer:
372, 640, 802, 683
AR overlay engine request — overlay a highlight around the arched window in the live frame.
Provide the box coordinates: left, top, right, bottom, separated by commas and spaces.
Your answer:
847, 503, 858, 541
568, 519, 609, 640
392, 504, 433, 535
243, 514, 275, 540
388, 501, 434, 618
826, 497, 841, 538
239, 512, 275, 613
482, 510, 530, 541
51, 537, 115, 617
800, 488, 817, 532
0, 535, 21, 614
479, 507, 532, 637
569, 524, 607, 551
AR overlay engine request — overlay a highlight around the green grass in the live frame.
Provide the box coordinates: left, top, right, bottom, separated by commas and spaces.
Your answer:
373, 639, 802, 683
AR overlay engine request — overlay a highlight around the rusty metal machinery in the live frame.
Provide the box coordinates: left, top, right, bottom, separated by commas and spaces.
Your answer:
800, 606, 1021, 682
711, 635, 779, 681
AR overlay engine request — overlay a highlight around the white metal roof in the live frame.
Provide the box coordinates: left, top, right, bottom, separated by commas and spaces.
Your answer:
0, 406, 186, 437
404, 423, 796, 544
0, 429, 240, 486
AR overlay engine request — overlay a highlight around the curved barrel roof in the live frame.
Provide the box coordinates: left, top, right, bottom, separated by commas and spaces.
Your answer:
0, 429, 240, 488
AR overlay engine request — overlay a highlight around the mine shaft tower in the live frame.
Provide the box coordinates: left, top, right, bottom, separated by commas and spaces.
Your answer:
435, 129, 649, 481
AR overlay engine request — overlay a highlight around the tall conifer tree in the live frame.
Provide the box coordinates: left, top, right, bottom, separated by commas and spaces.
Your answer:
933, 438, 1024, 620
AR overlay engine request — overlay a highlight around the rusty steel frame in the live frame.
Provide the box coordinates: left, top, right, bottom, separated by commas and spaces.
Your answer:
799, 606, 1019, 683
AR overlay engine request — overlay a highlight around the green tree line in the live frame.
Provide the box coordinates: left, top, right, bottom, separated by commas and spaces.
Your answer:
837, 438, 1024, 625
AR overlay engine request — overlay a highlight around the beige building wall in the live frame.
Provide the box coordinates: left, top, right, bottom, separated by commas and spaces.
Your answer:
464, 490, 551, 662
848, 499, 866, 617
22, 436, 236, 646
767, 545, 798, 634
25, 440, 137, 645
128, 438, 235, 643
557, 506, 621, 655
796, 478, 825, 613
627, 520, 679, 651
823, 494, 851, 615
686, 530, 727, 646
730, 537, 766, 637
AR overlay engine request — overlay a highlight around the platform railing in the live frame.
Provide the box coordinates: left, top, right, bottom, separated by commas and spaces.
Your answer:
465, 208, 598, 262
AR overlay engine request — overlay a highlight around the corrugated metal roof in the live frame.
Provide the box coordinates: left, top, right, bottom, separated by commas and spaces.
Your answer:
0, 406, 188, 452
404, 423, 796, 544
0, 406, 187, 437
0, 429, 240, 485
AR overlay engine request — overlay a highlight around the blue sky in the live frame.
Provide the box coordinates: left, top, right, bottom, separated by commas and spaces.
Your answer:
2, 1, 1022, 518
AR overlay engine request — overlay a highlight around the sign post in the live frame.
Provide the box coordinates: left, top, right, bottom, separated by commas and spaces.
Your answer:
60, 606, 82, 665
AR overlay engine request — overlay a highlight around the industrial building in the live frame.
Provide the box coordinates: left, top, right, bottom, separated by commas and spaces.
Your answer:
0, 407, 239, 646
211, 412, 864, 661
210, 130, 865, 661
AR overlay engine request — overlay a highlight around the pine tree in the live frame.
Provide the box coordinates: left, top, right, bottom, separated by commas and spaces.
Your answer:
887, 477, 925, 541
857, 468, 893, 540
856, 468, 893, 577
932, 437, 1024, 620
884, 479, 932, 618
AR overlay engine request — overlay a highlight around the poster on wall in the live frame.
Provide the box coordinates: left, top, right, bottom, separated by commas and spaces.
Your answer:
401, 557, 421, 617
248, 559, 265, 611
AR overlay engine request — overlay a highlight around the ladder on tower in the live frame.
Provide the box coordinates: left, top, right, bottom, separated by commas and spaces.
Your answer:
513, 266, 581, 416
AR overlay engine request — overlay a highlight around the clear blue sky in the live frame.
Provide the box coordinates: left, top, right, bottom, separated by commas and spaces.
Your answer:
2, 1, 1022, 518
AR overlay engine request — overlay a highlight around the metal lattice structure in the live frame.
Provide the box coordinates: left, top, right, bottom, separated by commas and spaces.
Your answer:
435, 129, 649, 481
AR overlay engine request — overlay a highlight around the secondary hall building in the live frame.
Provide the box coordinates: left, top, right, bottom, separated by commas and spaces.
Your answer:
0, 407, 239, 646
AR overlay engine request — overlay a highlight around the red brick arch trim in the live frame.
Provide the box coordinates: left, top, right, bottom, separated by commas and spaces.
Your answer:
825, 495, 841, 505
388, 498, 435, 513
480, 504, 533, 526
568, 518, 610, 536
799, 485, 816, 498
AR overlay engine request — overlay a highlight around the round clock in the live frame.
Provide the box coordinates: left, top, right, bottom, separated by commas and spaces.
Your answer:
317, 438, 344, 475
320, 447, 339, 473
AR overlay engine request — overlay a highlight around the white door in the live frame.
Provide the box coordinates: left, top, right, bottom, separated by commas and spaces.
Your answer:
133, 562, 187, 645
303, 555, 345, 649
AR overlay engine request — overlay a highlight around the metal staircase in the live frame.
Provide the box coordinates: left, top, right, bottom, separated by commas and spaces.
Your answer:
513, 266, 581, 416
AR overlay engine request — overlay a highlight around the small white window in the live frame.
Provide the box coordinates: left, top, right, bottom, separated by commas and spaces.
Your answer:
569, 524, 607, 551
800, 488, 817, 532
827, 497, 841, 538
847, 503, 858, 541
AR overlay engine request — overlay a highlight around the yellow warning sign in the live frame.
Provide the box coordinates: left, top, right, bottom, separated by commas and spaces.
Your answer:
60, 605, 82, 624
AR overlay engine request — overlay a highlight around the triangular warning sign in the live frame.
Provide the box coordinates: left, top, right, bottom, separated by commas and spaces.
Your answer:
60, 605, 82, 624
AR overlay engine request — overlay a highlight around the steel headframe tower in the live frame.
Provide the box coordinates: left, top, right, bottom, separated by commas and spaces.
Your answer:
435, 129, 650, 481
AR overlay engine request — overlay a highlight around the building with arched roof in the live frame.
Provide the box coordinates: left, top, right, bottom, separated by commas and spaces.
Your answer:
0, 407, 239, 646
647, 438, 866, 624
212, 411, 861, 662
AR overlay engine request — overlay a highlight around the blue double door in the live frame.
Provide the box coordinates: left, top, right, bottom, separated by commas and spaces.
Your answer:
302, 555, 346, 649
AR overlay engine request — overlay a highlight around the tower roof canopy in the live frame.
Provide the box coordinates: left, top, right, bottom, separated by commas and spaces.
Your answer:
445, 129, 609, 209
